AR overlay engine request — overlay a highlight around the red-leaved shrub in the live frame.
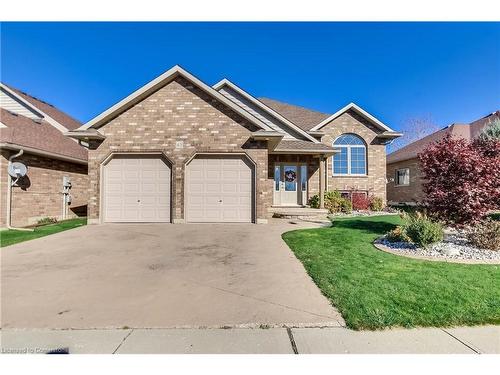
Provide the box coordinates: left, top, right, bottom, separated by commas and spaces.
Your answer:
418, 135, 500, 225
351, 192, 370, 210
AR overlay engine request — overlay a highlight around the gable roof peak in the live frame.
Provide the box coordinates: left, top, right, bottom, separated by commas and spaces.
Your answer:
309, 102, 395, 132
78, 65, 274, 132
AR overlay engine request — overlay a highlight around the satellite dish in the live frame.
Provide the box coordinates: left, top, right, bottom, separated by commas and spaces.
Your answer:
8, 162, 27, 178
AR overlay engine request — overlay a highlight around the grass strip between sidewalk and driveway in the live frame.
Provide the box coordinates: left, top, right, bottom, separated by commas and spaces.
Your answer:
1, 218, 87, 247
282, 215, 500, 330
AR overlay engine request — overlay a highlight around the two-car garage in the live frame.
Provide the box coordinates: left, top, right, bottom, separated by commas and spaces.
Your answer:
102, 154, 254, 223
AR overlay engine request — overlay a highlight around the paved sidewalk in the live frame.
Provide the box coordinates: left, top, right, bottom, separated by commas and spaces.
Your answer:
1, 325, 498, 354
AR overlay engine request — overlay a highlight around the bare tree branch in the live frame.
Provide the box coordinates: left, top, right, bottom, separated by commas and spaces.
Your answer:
388, 115, 440, 153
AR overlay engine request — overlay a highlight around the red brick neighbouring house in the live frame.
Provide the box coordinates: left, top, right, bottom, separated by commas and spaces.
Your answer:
0, 83, 88, 228
386, 110, 500, 205
67, 66, 401, 224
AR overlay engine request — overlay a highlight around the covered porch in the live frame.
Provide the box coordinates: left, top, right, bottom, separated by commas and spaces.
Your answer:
268, 140, 337, 212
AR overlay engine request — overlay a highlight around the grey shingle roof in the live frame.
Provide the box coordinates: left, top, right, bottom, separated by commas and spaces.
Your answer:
273, 139, 335, 152
259, 97, 330, 131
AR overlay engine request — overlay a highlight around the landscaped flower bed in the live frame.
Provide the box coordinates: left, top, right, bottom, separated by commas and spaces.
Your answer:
377, 213, 500, 263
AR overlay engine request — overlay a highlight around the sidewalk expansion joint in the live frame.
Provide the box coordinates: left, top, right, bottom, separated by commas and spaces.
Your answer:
286, 327, 298, 354
112, 329, 134, 354
441, 329, 480, 354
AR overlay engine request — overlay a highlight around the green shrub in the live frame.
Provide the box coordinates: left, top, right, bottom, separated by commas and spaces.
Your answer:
467, 219, 500, 251
308, 194, 320, 208
386, 226, 411, 243
37, 217, 58, 225
340, 199, 352, 214
403, 213, 443, 247
309, 191, 352, 214
369, 196, 384, 211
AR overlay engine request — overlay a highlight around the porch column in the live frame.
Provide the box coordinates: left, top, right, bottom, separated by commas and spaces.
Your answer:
319, 155, 325, 209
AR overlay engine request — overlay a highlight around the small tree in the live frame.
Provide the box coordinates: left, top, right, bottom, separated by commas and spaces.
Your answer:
418, 135, 500, 225
479, 119, 500, 141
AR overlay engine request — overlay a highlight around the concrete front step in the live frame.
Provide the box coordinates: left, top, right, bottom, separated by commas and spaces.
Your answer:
269, 206, 329, 219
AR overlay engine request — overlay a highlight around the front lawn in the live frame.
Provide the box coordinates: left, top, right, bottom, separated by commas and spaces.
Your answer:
282, 215, 500, 330
1, 218, 87, 247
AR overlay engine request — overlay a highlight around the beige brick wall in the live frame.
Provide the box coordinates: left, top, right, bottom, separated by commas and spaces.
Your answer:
319, 110, 387, 201
386, 158, 425, 204
88, 77, 273, 223
0, 150, 88, 227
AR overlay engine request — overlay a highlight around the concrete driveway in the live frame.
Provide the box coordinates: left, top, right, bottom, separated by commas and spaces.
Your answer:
1, 221, 343, 329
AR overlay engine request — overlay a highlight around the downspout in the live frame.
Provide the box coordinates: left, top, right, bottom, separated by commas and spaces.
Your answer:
6, 149, 33, 231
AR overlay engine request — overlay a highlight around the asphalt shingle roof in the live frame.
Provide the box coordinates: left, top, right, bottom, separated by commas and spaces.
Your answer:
0, 109, 87, 162
273, 139, 335, 152
259, 97, 330, 131
4, 84, 82, 131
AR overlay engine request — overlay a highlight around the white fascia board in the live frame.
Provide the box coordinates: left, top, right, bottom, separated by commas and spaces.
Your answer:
213, 79, 320, 143
0, 83, 69, 133
309, 102, 394, 132
78, 66, 273, 132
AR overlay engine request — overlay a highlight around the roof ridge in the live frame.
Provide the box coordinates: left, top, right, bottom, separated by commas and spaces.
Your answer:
258, 97, 331, 117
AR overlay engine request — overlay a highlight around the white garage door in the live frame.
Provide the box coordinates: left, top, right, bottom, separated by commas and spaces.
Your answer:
103, 155, 171, 222
186, 156, 253, 223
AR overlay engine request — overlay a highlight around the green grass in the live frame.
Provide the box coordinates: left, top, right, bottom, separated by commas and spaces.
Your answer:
282, 215, 500, 330
1, 218, 87, 247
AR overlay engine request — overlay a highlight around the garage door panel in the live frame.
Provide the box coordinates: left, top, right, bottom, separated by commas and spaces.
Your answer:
206, 183, 221, 193
186, 156, 252, 223
239, 183, 251, 193
124, 170, 140, 179
222, 196, 239, 205
204, 195, 221, 205
141, 170, 156, 179
222, 183, 237, 193
140, 183, 156, 192
104, 155, 171, 223
206, 170, 221, 180
222, 170, 238, 179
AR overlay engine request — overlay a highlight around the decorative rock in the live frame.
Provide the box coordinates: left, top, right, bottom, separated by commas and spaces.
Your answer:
443, 247, 460, 256
379, 228, 500, 263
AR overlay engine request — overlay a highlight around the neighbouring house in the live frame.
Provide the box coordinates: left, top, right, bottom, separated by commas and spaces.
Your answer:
386, 110, 500, 205
67, 65, 401, 224
0, 83, 88, 228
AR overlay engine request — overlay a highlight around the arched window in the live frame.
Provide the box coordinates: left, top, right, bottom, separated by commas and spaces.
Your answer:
332, 134, 367, 175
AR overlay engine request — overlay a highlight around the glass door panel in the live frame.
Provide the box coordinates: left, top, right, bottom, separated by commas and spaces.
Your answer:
284, 166, 297, 192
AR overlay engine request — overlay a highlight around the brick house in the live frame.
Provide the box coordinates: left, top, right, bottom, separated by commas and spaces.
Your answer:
67, 65, 401, 224
0, 83, 88, 228
386, 110, 500, 205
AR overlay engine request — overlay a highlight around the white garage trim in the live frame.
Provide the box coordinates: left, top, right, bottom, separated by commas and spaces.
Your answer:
99, 152, 173, 223
183, 152, 256, 223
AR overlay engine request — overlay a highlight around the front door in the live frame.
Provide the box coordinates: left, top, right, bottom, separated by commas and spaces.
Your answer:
273, 163, 307, 206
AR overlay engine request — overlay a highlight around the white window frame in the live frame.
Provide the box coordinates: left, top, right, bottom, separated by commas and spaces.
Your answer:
395, 168, 410, 186
332, 135, 367, 176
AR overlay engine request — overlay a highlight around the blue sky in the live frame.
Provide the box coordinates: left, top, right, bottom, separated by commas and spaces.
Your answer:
1, 22, 499, 133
